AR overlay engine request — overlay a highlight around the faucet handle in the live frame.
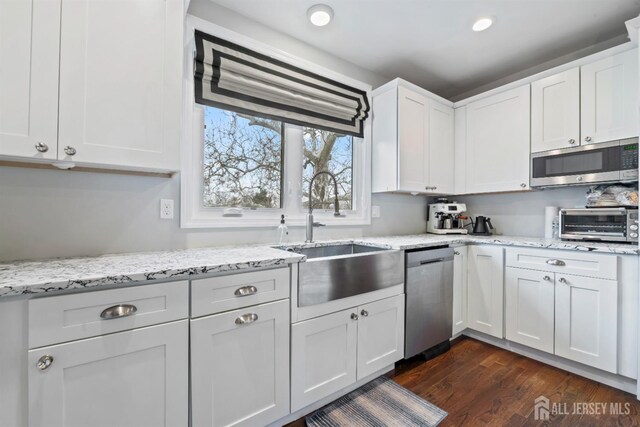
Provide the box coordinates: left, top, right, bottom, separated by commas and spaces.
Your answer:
312, 222, 326, 227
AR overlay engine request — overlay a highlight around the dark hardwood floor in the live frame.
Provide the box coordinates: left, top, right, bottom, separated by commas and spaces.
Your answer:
287, 337, 640, 426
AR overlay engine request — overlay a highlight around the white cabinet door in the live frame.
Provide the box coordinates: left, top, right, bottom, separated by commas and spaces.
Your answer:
57, 0, 182, 170
190, 300, 289, 427
581, 48, 639, 145
505, 267, 555, 353
291, 308, 357, 412
467, 245, 504, 338
452, 246, 468, 335
28, 321, 188, 427
555, 274, 618, 373
427, 100, 454, 194
531, 68, 580, 153
357, 295, 405, 379
466, 85, 531, 193
0, 0, 59, 160
397, 86, 429, 192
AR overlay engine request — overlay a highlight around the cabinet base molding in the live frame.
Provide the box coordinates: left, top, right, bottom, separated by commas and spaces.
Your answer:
267, 364, 394, 427
462, 330, 637, 395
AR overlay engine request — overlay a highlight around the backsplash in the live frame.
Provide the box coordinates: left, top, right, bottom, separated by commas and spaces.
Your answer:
452, 186, 588, 237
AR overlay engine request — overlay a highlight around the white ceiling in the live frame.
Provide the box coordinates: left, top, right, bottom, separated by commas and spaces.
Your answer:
209, 0, 640, 100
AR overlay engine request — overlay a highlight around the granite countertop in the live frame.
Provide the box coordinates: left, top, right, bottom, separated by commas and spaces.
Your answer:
0, 234, 637, 298
0, 246, 304, 298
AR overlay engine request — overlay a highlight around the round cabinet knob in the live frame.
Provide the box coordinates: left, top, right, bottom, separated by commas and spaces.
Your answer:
569, 139, 576, 145
576, 176, 583, 182
454, 251, 460, 255
36, 355, 54, 371
360, 309, 369, 317
64, 146, 77, 156
350, 313, 359, 321
35, 142, 49, 153
559, 277, 567, 284
520, 183, 527, 188
543, 276, 551, 281
585, 136, 592, 142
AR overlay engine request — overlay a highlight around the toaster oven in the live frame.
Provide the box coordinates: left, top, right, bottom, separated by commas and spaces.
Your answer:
559, 208, 639, 243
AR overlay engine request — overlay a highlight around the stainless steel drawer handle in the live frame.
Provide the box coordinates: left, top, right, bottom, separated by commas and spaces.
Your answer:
100, 304, 138, 320
235, 313, 258, 325
234, 285, 258, 297
546, 259, 566, 266
350, 313, 359, 320
454, 251, 460, 255
360, 309, 369, 317
37, 355, 54, 371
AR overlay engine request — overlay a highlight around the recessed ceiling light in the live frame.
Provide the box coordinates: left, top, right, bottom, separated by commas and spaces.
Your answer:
307, 4, 334, 27
472, 17, 494, 32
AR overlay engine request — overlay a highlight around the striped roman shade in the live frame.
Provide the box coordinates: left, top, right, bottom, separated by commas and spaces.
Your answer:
194, 30, 370, 138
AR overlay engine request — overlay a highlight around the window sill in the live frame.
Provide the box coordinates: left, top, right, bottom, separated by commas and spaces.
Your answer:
180, 214, 371, 229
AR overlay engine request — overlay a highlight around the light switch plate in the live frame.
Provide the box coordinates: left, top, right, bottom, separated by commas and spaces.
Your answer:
160, 199, 174, 219
371, 205, 381, 218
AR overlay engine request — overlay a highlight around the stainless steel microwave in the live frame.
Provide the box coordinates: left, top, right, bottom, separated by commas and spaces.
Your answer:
530, 139, 639, 188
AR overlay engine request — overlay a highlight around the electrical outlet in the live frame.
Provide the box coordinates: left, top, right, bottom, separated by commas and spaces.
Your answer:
160, 199, 174, 219
371, 205, 381, 218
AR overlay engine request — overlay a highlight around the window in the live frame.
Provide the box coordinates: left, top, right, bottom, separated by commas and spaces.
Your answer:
202, 108, 284, 209
303, 128, 353, 211
182, 19, 371, 228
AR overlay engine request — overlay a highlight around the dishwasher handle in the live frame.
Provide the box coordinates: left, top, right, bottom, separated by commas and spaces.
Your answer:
419, 258, 444, 265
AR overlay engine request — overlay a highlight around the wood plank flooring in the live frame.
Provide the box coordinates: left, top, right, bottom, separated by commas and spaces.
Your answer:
287, 337, 640, 426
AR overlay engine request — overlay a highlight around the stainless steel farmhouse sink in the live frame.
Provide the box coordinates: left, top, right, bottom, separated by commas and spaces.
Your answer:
281, 243, 404, 307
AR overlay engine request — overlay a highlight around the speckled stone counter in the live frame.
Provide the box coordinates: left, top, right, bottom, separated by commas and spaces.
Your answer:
0, 246, 304, 298
1, 234, 637, 298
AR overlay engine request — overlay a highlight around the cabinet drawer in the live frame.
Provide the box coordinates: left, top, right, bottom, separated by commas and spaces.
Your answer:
505, 248, 617, 280
191, 268, 289, 318
29, 281, 188, 348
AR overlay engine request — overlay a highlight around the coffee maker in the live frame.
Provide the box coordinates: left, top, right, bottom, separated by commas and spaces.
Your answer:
427, 199, 469, 235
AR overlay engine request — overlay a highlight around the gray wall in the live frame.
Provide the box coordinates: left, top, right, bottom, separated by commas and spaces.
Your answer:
454, 186, 588, 237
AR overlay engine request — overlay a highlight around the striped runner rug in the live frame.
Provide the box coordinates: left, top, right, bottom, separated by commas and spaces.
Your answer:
306, 376, 447, 427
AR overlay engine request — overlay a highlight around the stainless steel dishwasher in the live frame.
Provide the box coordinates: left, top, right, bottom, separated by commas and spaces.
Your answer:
405, 247, 454, 359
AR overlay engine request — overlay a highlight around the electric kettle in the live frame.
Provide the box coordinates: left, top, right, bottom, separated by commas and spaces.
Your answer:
471, 216, 494, 235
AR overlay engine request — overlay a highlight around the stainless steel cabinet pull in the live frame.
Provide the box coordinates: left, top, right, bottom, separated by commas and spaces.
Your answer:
546, 259, 566, 266
585, 136, 592, 142
100, 304, 137, 320
64, 146, 77, 156
543, 275, 551, 281
350, 313, 359, 320
520, 183, 527, 188
454, 251, 460, 255
569, 139, 576, 145
360, 309, 369, 317
35, 142, 49, 153
37, 355, 54, 371
234, 286, 258, 297
558, 277, 567, 284
235, 313, 258, 325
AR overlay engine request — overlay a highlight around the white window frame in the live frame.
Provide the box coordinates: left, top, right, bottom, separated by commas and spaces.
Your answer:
181, 16, 372, 229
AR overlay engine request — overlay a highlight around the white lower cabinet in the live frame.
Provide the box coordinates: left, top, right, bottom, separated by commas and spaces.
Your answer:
555, 274, 618, 373
28, 320, 188, 427
452, 246, 468, 335
505, 267, 555, 353
467, 245, 504, 338
291, 295, 404, 412
190, 300, 290, 427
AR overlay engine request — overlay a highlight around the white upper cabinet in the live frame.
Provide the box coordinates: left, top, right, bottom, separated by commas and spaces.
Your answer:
0, 0, 182, 171
581, 48, 639, 145
465, 85, 531, 194
57, 0, 182, 170
531, 68, 580, 153
372, 79, 454, 194
0, 0, 60, 160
